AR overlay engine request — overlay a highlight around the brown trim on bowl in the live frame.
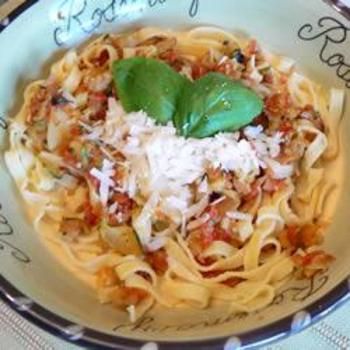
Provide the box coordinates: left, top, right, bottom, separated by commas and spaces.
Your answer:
1, 273, 350, 349
323, 0, 350, 20
0, 0, 38, 32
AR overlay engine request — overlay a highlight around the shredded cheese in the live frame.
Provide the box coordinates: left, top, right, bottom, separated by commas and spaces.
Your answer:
126, 305, 136, 323
226, 211, 253, 221
90, 159, 116, 206
88, 98, 290, 241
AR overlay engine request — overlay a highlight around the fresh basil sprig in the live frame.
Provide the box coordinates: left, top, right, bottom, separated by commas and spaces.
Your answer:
112, 58, 263, 137
174, 73, 263, 138
112, 57, 190, 124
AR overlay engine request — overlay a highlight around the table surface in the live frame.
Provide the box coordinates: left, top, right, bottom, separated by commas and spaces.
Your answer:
1, 298, 350, 349
1, 0, 350, 349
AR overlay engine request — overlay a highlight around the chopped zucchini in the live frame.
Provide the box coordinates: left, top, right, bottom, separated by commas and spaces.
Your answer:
101, 223, 142, 256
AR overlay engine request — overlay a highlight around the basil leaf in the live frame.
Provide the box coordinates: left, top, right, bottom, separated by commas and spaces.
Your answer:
112, 57, 190, 124
174, 72, 263, 138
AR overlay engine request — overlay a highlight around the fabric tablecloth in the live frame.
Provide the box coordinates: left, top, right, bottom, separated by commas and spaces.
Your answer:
1, 299, 350, 349
1, 0, 350, 349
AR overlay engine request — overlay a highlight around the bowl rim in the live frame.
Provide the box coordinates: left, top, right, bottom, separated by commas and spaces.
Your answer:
1, 273, 349, 349
1, 0, 350, 348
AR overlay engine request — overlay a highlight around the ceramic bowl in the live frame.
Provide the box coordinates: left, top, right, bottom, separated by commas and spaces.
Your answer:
0, 0, 350, 349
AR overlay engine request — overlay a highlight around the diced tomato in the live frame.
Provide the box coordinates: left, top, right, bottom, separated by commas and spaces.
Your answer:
263, 177, 285, 193
70, 125, 82, 137
263, 72, 274, 84
201, 231, 215, 249
114, 194, 135, 216
300, 250, 334, 267
201, 269, 223, 278
187, 229, 206, 257
252, 113, 269, 129
201, 225, 232, 248
84, 202, 101, 227
121, 287, 148, 305
279, 74, 289, 85
88, 92, 108, 121
213, 198, 235, 217
75, 83, 88, 94
243, 177, 264, 202
223, 277, 243, 288
93, 49, 110, 67
291, 254, 304, 267
196, 256, 215, 266
90, 92, 108, 102
285, 225, 300, 248
264, 92, 291, 118
94, 108, 107, 120
159, 49, 178, 64
280, 224, 323, 250
27, 86, 49, 123
279, 120, 293, 134
96, 266, 119, 288
213, 227, 232, 243
108, 192, 135, 225
107, 214, 125, 226
188, 219, 236, 259
292, 250, 335, 278
60, 218, 85, 238
60, 147, 78, 167
205, 205, 220, 222
192, 62, 208, 79
113, 192, 132, 205
299, 224, 324, 247
214, 60, 237, 79
201, 270, 243, 287
145, 249, 168, 275
111, 166, 125, 184
300, 251, 320, 267
199, 222, 215, 248
299, 105, 325, 131
243, 187, 259, 203
112, 287, 148, 308
159, 50, 185, 71
300, 105, 314, 117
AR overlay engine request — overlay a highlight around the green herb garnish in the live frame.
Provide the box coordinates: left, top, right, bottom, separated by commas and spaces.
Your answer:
112, 58, 263, 138
174, 73, 263, 138
112, 57, 190, 124
80, 146, 90, 167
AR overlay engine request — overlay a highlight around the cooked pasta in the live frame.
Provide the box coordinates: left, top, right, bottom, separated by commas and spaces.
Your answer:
5, 27, 344, 322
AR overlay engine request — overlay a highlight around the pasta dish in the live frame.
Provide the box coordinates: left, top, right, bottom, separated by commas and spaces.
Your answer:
5, 27, 344, 322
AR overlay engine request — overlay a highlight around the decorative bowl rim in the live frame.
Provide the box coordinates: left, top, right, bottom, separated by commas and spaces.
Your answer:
1, 0, 350, 349
1, 273, 349, 349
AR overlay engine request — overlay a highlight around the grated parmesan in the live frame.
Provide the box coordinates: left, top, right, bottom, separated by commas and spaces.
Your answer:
226, 211, 253, 222
90, 159, 116, 206
89, 98, 290, 236
126, 305, 136, 323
